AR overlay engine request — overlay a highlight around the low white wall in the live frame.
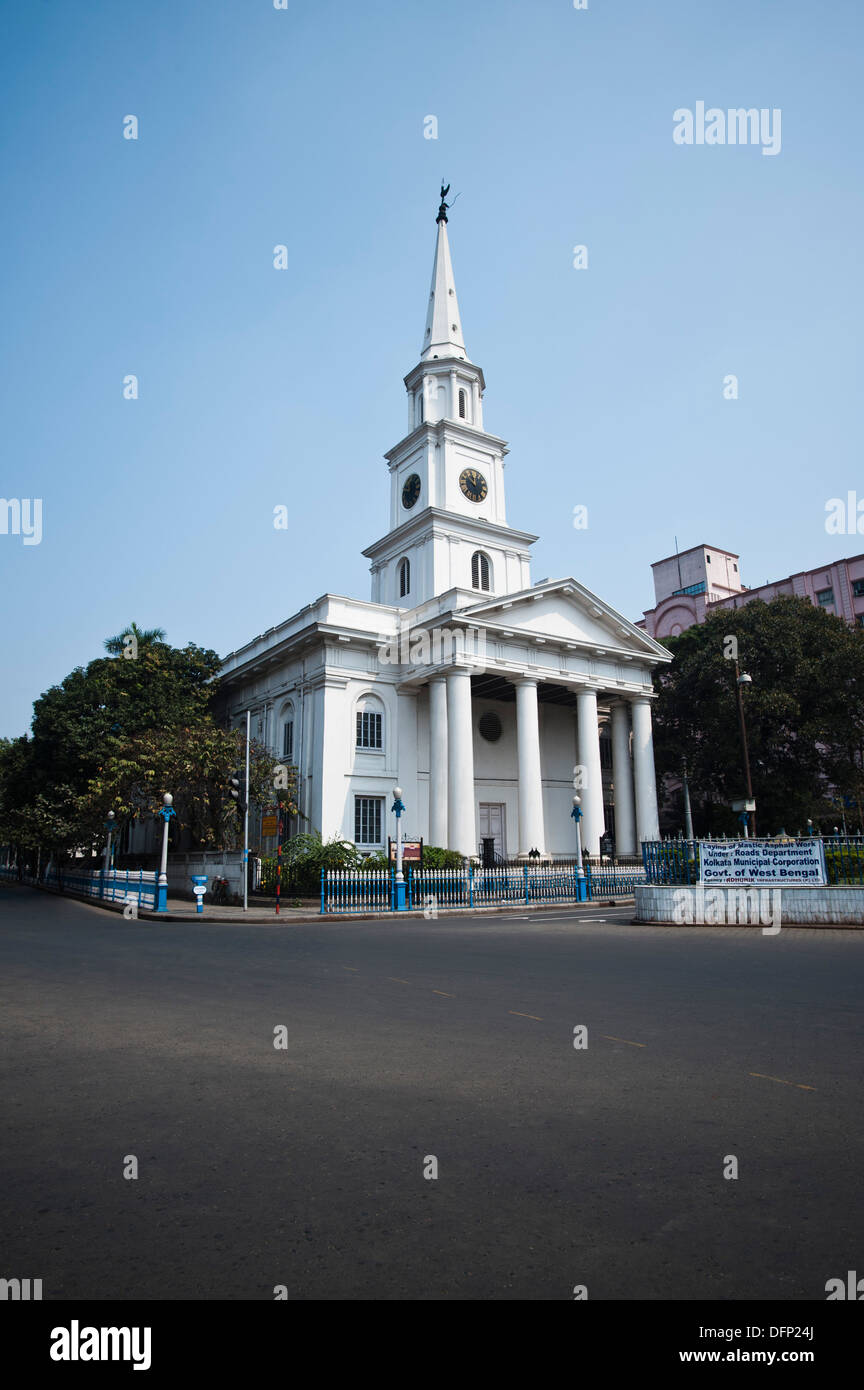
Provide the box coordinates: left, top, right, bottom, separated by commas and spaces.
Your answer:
166, 851, 246, 901
636, 884, 864, 926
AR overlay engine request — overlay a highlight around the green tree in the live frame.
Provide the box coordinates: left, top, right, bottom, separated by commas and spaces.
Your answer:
652, 597, 864, 835
103, 622, 167, 657
0, 629, 297, 862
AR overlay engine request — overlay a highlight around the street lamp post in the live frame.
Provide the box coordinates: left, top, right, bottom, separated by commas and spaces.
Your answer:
681, 758, 694, 841
391, 786, 406, 910
101, 810, 116, 898
571, 796, 587, 901
156, 792, 175, 913
734, 663, 755, 837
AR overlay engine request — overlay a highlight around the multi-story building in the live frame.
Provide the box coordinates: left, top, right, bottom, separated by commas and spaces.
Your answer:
640, 543, 864, 641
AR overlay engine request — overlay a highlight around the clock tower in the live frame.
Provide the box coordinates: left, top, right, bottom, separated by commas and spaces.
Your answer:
363, 193, 537, 608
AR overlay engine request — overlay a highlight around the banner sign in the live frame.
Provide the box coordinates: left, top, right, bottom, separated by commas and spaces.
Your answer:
388, 838, 423, 864
699, 839, 826, 885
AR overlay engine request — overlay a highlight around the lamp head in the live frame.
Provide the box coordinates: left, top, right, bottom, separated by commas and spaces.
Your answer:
162, 792, 173, 807
393, 786, 402, 801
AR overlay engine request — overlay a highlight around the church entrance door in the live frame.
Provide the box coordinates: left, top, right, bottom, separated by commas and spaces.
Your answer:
478, 803, 506, 862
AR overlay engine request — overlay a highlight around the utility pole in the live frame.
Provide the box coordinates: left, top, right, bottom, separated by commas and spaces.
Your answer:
734, 661, 755, 836
243, 709, 250, 913
682, 759, 694, 841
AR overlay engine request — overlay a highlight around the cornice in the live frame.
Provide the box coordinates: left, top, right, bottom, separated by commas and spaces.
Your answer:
362, 507, 537, 559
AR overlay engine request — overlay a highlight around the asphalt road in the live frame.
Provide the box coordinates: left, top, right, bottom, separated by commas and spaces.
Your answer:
1, 882, 862, 1301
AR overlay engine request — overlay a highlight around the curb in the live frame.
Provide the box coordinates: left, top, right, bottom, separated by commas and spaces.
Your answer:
3, 881, 634, 925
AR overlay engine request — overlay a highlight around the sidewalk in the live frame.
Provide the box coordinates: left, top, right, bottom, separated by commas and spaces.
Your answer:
73, 890, 635, 926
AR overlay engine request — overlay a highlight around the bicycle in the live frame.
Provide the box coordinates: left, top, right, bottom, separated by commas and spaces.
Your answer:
211, 875, 230, 905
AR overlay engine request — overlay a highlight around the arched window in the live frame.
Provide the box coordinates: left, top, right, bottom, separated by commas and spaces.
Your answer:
355, 696, 384, 751
458, 388, 467, 419
417, 391, 424, 424
471, 551, 491, 591
281, 713, 294, 761
398, 557, 410, 597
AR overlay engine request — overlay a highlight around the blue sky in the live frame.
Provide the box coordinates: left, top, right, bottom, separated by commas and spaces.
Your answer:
1, 0, 861, 736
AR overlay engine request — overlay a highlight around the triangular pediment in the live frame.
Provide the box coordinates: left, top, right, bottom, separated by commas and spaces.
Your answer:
454, 578, 670, 662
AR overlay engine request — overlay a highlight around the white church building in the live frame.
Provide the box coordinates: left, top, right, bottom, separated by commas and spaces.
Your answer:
217, 202, 671, 860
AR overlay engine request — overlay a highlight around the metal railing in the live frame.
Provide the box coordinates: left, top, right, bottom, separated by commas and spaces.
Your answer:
586, 865, 649, 898
321, 862, 645, 913
641, 836, 864, 886
0, 863, 159, 910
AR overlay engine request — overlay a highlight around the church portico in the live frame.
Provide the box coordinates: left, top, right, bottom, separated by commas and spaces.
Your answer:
215, 192, 671, 865
407, 664, 659, 861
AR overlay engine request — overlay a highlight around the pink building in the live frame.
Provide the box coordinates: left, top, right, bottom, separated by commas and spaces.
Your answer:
640, 543, 864, 640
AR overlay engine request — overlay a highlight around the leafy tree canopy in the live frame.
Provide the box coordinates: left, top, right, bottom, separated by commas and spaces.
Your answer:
652, 596, 864, 835
0, 625, 297, 858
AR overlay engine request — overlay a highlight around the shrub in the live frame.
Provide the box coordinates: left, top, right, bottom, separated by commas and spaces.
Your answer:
261, 831, 363, 895
358, 851, 389, 872
420, 845, 464, 869
824, 846, 864, 884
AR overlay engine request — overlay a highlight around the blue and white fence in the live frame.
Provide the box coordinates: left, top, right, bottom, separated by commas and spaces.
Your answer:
0, 863, 158, 911
641, 836, 864, 887
321, 862, 645, 914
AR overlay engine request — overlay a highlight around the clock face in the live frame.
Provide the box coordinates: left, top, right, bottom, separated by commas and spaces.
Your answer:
459, 468, 487, 503
401, 473, 421, 509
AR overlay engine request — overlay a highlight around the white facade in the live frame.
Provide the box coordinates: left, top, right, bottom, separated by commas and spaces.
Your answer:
217, 211, 672, 859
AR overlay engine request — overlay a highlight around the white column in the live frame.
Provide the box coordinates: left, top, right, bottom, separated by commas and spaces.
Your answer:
515, 678, 546, 856
576, 689, 605, 856
446, 668, 476, 856
449, 369, 458, 419
631, 697, 660, 845
610, 701, 636, 855
428, 678, 448, 847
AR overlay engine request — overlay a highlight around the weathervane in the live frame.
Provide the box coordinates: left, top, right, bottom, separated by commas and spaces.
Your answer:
437, 182, 460, 222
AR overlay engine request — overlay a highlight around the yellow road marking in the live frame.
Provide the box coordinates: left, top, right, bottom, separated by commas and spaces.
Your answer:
433, 989, 455, 997
602, 1035, 646, 1048
749, 1072, 816, 1091
342, 966, 359, 972
509, 1010, 543, 1021
387, 977, 411, 984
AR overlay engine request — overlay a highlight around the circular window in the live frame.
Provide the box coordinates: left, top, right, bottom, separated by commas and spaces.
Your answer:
478, 711, 502, 742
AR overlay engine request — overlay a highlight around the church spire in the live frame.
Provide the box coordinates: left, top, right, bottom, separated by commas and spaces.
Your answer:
421, 186, 466, 362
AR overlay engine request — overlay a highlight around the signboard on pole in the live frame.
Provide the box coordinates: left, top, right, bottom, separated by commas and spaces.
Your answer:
261, 810, 278, 838
699, 839, 826, 885
388, 838, 423, 864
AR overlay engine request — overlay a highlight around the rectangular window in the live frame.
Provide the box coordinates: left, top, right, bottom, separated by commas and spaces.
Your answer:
852, 579, 864, 598
857, 614, 864, 628
599, 735, 613, 770
816, 588, 835, 606
354, 796, 383, 845
282, 721, 294, 761
356, 711, 383, 749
